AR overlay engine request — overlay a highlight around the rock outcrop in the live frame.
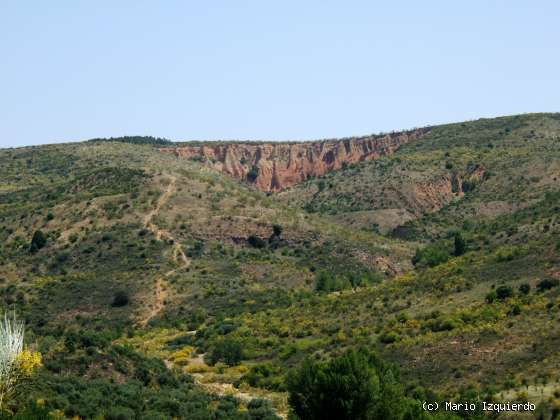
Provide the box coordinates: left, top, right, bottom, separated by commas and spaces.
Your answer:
159, 128, 430, 192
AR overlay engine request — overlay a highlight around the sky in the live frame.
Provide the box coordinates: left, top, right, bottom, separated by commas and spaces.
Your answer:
1, 1, 559, 148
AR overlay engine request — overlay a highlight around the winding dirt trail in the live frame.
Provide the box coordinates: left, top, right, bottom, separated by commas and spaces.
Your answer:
139, 175, 190, 327
138, 176, 287, 417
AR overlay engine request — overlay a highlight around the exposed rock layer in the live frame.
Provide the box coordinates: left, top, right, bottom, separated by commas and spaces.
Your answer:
159, 129, 430, 192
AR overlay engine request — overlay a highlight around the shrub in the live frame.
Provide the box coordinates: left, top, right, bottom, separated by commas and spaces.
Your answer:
495, 246, 520, 262
246, 166, 259, 182
207, 339, 243, 366
111, 291, 129, 307
272, 224, 283, 237
315, 271, 349, 293
412, 244, 449, 268
248, 235, 266, 249
537, 278, 560, 292
495, 285, 513, 300
518, 283, 531, 295
509, 305, 521, 316
29, 230, 47, 253
453, 232, 466, 256
485, 291, 497, 304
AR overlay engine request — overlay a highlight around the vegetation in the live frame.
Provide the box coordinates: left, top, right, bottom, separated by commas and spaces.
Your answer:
1, 113, 560, 416
287, 348, 449, 420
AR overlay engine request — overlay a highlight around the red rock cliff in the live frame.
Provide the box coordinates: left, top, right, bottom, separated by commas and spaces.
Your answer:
159, 128, 430, 192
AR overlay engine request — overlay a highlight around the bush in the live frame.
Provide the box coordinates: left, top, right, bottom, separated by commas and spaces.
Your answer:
207, 339, 243, 366
248, 235, 266, 249
272, 224, 283, 237
315, 271, 350, 293
537, 278, 560, 292
519, 283, 531, 295
453, 232, 466, 256
495, 285, 513, 300
412, 244, 449, 268
29, 230, 47, 253
247, 166, 259, 182
485, 291, 497, 304
111, 291, 129, 307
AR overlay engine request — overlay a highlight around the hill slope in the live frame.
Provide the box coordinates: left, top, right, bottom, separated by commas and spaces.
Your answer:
1, 113, 560, 418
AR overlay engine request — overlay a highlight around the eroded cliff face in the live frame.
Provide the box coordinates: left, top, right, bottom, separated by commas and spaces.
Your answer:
159, 129, 430, 192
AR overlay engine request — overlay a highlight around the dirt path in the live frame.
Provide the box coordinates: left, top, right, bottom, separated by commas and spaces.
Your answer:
139, 175, 190, 327
183, 352, 287, 418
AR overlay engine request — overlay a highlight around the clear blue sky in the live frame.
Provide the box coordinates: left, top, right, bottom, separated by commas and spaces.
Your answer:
1, 1, 559, 147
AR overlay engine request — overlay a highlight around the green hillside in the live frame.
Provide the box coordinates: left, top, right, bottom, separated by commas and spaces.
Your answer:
1, 113, 560, 418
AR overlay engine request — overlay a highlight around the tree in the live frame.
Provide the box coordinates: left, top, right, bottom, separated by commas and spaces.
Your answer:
286, 348, 427, 420
111, 291, 129, 307
29, 231, 47, 253
247, 166, 259, 183
207, 339, 243, 366
453, 232, 466, 256
495, 285, 513, 300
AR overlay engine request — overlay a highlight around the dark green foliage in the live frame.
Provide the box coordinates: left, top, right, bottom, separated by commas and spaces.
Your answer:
519, 283, 531, 295
272, 224, 283, 237
111, 291, 130, 307
537, 278, 560, 292
485, 290, 497, 304
247, 165, 259, 182
510, 304, 522, 316
286, 348, 439, 420
241, 364, 283, 391
87, 136, 173, 145
29, 230, 47, 253
453, 232, 466, 256
207, 338, 244, 366
412, 244, 449, 267
248, 235, 266, 248
495, 285, 513, 300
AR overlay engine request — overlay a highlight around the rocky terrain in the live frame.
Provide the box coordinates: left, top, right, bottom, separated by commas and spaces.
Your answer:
159, 128, 429, 191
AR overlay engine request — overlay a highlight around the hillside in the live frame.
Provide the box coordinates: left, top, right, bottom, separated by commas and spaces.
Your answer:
1, 113, 560, 418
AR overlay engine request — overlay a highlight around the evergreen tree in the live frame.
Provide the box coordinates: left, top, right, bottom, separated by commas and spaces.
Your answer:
453, 232, 466, 256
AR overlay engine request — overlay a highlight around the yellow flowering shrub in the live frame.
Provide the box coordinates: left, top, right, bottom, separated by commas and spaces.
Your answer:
16, 349, 42, 376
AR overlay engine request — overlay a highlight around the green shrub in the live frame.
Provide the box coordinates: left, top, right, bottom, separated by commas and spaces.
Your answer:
286, 348, 423, 420
207, 339, 243, 366
111, 291, 130, 307
519, 283, 531, 295
495, 285, 513, 300
248, 235, 266, 248
537, 278, 560, 292
247, 166, 259, 182
412, 244, 449, 268
485, 291, 497, 304
453, 232, 466, 256
29, 230, 47, 252
272, 224, 283, 237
